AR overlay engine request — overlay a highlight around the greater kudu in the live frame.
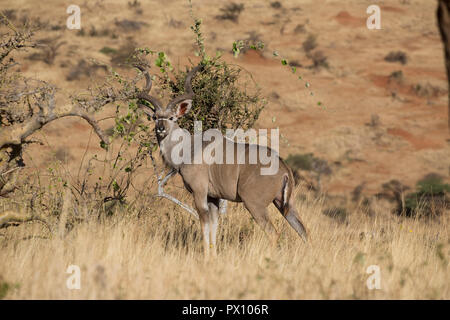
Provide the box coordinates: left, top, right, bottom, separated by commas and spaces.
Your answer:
137, 65, 308, 256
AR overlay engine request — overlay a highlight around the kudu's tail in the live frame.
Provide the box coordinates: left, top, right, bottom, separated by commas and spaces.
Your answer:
280, 169, 308, 243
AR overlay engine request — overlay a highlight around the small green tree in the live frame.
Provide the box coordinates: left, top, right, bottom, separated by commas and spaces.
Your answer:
139, 15, 265, 134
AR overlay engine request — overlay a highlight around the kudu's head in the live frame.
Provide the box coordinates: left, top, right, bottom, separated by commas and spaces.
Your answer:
137, 65, 202, 142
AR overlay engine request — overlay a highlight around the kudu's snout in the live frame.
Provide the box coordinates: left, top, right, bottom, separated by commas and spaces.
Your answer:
155, 121, 168, 138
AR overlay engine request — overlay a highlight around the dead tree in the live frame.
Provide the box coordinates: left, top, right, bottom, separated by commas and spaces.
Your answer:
0, 18, 150, 228
437, 0, 450, 129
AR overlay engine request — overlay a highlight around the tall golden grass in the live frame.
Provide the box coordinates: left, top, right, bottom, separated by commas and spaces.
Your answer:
0, 186, 448, 299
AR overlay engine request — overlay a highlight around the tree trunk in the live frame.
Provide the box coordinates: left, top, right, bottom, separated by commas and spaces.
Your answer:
437, 0, 450, 130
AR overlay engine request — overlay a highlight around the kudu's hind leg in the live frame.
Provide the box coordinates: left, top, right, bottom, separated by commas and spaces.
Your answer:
274, 200, 308, 242
242, 201, 279, 245
285, 205, 308, 242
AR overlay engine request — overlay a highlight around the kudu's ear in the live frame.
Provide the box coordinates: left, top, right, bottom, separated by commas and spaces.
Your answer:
174, 99, 192, 118
166, 65, 201, 117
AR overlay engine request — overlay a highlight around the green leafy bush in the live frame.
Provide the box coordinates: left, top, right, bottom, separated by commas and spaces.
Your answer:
146, 16, 265, 134
166, 62, 264, 133
285, 153, 332, 192
285, 153, 315, 171
404, 174, 449, 216
285, 153, 331, 176
416, 174, 450, 195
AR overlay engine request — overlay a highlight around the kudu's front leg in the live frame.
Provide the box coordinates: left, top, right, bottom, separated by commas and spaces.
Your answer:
208, 198, 220, 257
193, 192, 211, 258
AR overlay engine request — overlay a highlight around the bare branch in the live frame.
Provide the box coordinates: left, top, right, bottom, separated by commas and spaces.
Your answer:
148, 152, 198, 220
0, 210, 51, 232
63, 108, 109, 144
0, 105, 109, 149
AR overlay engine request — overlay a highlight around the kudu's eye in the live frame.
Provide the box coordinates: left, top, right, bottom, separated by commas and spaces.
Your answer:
169, 116, 175, 121
152, 115, 157, 120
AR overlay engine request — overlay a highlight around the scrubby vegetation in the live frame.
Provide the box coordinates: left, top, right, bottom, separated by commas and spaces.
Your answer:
378, 175, 449, 218
384, 51, 408, 65
285, 153, 332, 192
404, 174, 449, 216
215, 3, 245, 23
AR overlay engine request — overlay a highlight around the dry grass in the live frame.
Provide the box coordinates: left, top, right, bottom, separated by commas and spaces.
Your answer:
0, 187, 448, 299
